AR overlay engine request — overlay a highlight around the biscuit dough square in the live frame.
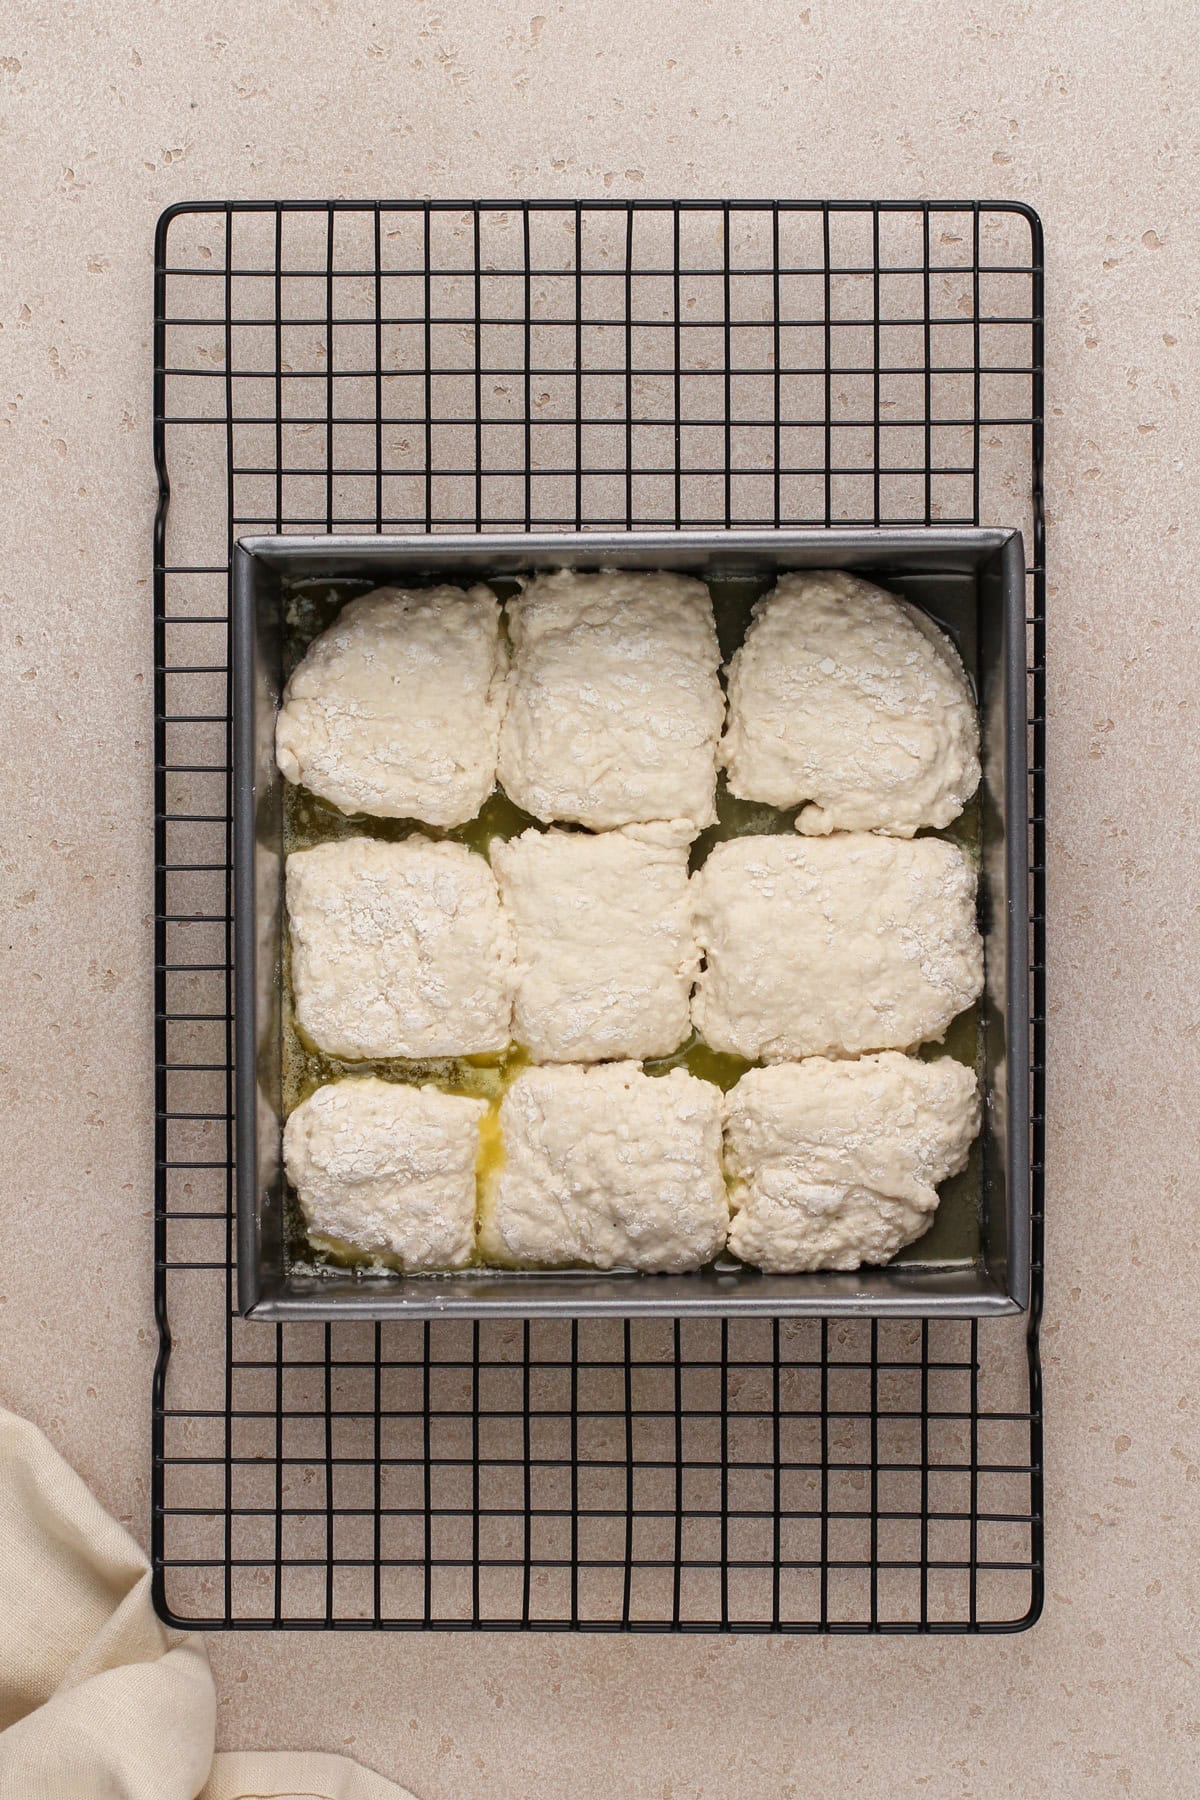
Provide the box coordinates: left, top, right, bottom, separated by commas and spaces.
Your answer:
691, 833, 983, 1060
490, 823, 698, 1062
286, 835, 515, 1059
723, 1054, 980, 1272
275, 584, 507, 826
284, 1076, 486, 1269
721, 570, 980, 837
478, 1063, 728, 1272
497, 568, 724, 834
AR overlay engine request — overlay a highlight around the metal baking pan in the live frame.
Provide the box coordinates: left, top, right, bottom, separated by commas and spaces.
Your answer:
233, 528, 1029, 1320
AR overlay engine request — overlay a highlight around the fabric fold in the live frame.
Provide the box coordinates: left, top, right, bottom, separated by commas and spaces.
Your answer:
0, 1408, 414, 1800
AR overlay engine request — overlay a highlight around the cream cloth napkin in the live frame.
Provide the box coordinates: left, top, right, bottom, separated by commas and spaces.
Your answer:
0, 1408, 416, 1800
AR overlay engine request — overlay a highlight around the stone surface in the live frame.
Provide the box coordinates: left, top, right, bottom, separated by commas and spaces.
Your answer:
2, 2, 1198, 1795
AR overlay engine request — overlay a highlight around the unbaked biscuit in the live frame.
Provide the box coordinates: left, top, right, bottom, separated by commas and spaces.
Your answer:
691, 833, 983, 1061
497, 568, 724, 834
722, 570, 979, 836
284, 1076, 486, 1269
276, 584, 507, 826
490, 823, 697, 1062
477, 1063, 727, 1272
286, 835, 515, 1059
723, 1054, 980, 1272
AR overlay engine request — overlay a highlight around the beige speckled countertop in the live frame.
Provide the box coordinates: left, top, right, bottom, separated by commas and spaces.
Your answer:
3, 2, 1199, 1794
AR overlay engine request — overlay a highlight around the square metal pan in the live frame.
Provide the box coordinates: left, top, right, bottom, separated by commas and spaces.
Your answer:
233, 528, 1029, 1320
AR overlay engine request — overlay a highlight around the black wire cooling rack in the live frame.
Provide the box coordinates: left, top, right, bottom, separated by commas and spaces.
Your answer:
152, 199, 1045, 1632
